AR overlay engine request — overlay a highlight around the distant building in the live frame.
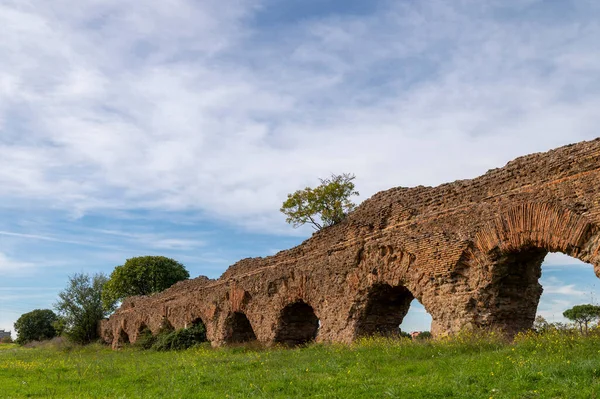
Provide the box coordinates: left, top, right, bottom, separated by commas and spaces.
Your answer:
0, 329, 12, 340
410, 331, 421, 339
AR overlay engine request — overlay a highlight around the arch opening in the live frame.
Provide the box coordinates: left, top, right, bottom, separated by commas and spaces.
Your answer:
137, 323, 151, 338
485, 246, 548, 335
189, 317, 205, 329
188, 317, 208, 343
486, 247, 599, 336
119, 329, 130, 345
224, 312, 256, 344
356, 283, 423, 337
134, 323, 155, 348
274, 301, 319, 347
158, 317, 174, 334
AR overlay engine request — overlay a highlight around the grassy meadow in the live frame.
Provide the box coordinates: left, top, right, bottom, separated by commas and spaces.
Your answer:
1, 331, 600, 398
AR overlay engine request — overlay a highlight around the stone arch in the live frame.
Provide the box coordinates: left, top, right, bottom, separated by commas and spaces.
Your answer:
135, 322, 153, 342
223, 312, 256, 344
158, 317, 174, 333
466, 203, 600, 335
118, 328, 130, 345
136, 322, 150, 336
274, 300, 319, 346
479, 246, 547, 335
473, 203, 600, 269
188, 317, 206, 329
188, 317, 208, 343
354, 283, 417, 337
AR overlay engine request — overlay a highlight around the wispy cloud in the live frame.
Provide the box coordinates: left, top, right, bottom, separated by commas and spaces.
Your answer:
543, 284, 587, 297
1, 0, 599, 233
0, 252, 35, 275
0, 227, 206, 252
537, 270, 599, 324
543, 253, 591, 268
0, 230, 65, 242
89, 229, 207, 250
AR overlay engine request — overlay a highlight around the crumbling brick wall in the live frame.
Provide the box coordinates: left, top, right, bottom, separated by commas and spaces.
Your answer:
101, 138, 600, 347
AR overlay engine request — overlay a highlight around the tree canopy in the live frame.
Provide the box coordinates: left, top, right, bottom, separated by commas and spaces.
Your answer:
55, 273, 113, 344
102, 256, 189, 309
14, 309, 58, 345
280, 173, 359, 231
563, 304, 600, 334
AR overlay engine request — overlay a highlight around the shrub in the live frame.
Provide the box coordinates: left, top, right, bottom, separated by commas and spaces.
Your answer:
1, 335, 13, 344
151, 322, 207, 351
398, 329, 412, 339
134, 328, 156, 350
22, 336, 77, 351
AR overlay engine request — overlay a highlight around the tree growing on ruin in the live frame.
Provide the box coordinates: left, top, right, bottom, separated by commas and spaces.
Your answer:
55, 273, 114, 344
280, 173, 359, 231
14, 309, 58, 345
102, 256, 190, 310
563, 304, 600, 334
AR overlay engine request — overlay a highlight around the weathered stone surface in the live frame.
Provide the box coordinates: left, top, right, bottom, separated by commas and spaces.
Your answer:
101, 139, 600, 347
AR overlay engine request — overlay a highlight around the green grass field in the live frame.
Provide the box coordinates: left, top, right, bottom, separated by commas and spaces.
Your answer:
1, 331, 599, 398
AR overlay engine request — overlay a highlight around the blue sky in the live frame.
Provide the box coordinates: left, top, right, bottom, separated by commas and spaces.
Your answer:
1, 0, 600, 336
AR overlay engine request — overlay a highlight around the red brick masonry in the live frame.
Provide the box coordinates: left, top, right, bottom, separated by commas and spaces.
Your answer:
101, 138, 600, 347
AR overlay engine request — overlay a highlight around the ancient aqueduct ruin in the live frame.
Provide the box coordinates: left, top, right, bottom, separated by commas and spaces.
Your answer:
101, 138, 600, 347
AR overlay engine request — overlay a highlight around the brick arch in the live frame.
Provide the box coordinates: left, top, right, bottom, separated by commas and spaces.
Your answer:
274, 300, 319, 347
135, 321, 151, 340
459, 203, 600, 336
353, 283, 415, 338
187, 316, 206, 329
344, 242, 441, 339
473, 203, 600, 266
343, 242, 435, 338
118, 328, 130, 345
223, 312, 257, 344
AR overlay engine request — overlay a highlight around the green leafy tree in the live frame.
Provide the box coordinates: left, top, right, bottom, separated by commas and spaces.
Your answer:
398, 329, 412, 339
151, 321, 207, 351
281, 173, 359, 230
55, 273, 115, 344
102, 256, 189, 310
563, 304, 600, 334
13, 309, 58, 345
52, 316, 68, 337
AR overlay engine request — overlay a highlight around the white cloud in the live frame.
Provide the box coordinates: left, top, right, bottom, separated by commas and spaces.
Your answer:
543, 284, 586, 297
543, 253, 590, 267
0, 252, 34, 275
0, 0, 599, 235
536, 298, 573, 322
89, 229, 207, 250
0, 227, 207, 253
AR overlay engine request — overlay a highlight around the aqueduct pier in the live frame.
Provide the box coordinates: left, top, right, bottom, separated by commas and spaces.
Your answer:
101, 138, 600, 347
